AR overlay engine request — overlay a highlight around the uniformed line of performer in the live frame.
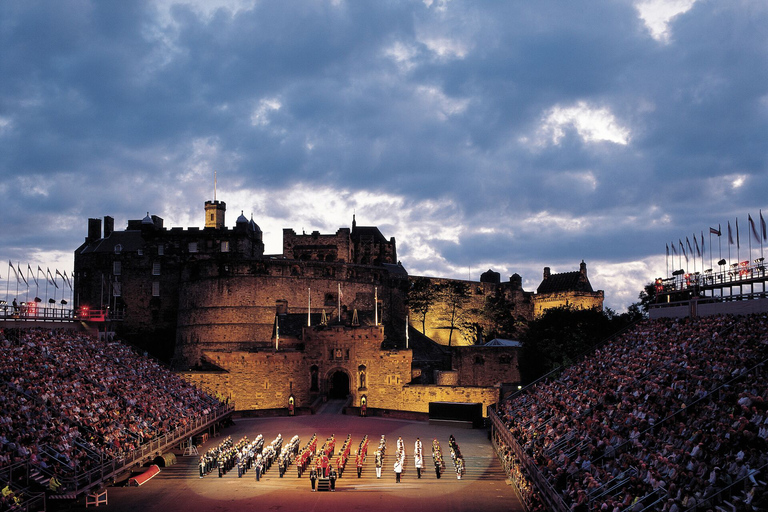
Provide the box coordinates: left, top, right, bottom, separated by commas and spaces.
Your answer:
448, 435, 465, 479
432, 438, 444, 479
199, 436, 235, 478
414, 437, 423, 479
261, 434, 283, 476
334, 434, 352, 478
356, 435, 369, 478
296, 433, 317, 478
277, 434, 300, 478
393, 436, 406, 483
375, 435, 386, 478
235, 434, 264, 478
315, 434, 335, 477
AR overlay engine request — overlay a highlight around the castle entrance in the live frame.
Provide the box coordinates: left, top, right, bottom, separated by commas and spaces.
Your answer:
328, 370, 350, 399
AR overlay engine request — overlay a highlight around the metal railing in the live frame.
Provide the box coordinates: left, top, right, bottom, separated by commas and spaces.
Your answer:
43, 402, 234, 495
489, 408, 569, 512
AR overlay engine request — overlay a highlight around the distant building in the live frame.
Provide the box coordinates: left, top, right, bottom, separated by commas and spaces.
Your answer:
532, 260, 604, 317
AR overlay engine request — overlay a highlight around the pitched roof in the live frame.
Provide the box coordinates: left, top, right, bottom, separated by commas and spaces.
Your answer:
484, 338, 521, 347
536, 270, 594, 294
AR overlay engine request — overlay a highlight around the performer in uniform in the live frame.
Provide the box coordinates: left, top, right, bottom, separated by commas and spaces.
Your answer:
375, 450, 383, 478
309, 466, 318, 491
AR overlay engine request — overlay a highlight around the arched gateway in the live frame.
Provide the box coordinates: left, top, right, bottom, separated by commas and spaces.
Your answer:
327, 369, 350, 399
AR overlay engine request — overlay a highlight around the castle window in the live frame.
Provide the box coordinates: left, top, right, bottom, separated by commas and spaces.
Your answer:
137, 249, 143, 256
114, 244, 122, 254
152, 262, 161, 276
113, 261, 121, 276
113, 282, 121, 297
188, 242, 198, 253
157, 245, 164, 256
152, 281, 160, 297
221, 241, 229, 253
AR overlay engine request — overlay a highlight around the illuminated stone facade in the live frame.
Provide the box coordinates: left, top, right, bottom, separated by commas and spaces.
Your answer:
532, 261, 604, 318
74, 197, 604, 416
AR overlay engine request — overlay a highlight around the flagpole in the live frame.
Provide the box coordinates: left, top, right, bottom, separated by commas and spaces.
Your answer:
709, 230, 713, 271
275, 315, 279, 351
748, 216, 753, 266
5, 262, 9, 305
665, 244, 669, 278
761, 210, 765, 262
405, 314, 409, 349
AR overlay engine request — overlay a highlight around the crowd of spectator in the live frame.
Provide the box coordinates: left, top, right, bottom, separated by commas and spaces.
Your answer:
498, 314, 768, 511
0, 327, 224, 497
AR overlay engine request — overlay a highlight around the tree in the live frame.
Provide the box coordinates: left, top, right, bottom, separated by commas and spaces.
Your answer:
637, 281, 659, 315
519, 306, 614, 382
439, 281, 471, 346
406, 277, 440, 335
479, 290, 519, 342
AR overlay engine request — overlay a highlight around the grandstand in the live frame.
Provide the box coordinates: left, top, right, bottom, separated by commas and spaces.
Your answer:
490, 314, 768, 512
0, 327, 232, 511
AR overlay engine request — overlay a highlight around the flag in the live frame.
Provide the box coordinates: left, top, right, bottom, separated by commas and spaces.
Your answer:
55, 269, 67, 289
736, 218, 740, 249
670, 242, 677, 256
686, 237, 693, 255
749, 214, 760, 243
63, 270, 72, 289
710, 226, 721, 236
728, 222, 734, 245
701, 231, 705, 257
762, 210, 767, 241
47, 267, 59, 288
17, 264, 28, 286
666, 244, 669, 257
694, 235, 700, 257
680, 239, 687, 261
8, 261, 21, 284
27, 265, 38, 287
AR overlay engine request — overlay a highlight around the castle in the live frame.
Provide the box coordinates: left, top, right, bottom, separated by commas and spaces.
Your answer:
73, 196, 603, 416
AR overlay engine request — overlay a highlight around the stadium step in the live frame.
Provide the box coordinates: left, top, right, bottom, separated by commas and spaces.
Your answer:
29, 469, 51, 487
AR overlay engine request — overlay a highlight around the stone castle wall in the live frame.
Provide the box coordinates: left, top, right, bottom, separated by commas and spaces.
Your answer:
174, 259, 406, 366
452, 346, 520, 386
532, 290, 605, 318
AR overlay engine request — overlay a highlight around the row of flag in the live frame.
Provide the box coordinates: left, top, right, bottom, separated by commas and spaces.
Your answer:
6, 261, 72, 289
720, 212, 768, 249
666, 210, 766, 261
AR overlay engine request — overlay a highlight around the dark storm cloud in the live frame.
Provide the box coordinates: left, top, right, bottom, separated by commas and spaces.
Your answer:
1, 0, 767, 309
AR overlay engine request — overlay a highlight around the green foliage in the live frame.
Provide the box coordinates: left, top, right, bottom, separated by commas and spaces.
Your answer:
478, 291, 519, 342
519, 306, 633, 383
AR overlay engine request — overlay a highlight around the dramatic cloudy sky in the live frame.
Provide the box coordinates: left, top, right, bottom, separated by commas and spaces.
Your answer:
1, 0, 767, 311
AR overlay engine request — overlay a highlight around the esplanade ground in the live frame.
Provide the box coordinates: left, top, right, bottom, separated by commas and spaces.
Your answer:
91, 409, 523, 512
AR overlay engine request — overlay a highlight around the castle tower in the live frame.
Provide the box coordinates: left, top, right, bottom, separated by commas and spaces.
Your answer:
205, 200, 226, 229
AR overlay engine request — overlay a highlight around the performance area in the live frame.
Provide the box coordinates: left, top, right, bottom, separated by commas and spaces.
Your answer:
102, 414, 520, 512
